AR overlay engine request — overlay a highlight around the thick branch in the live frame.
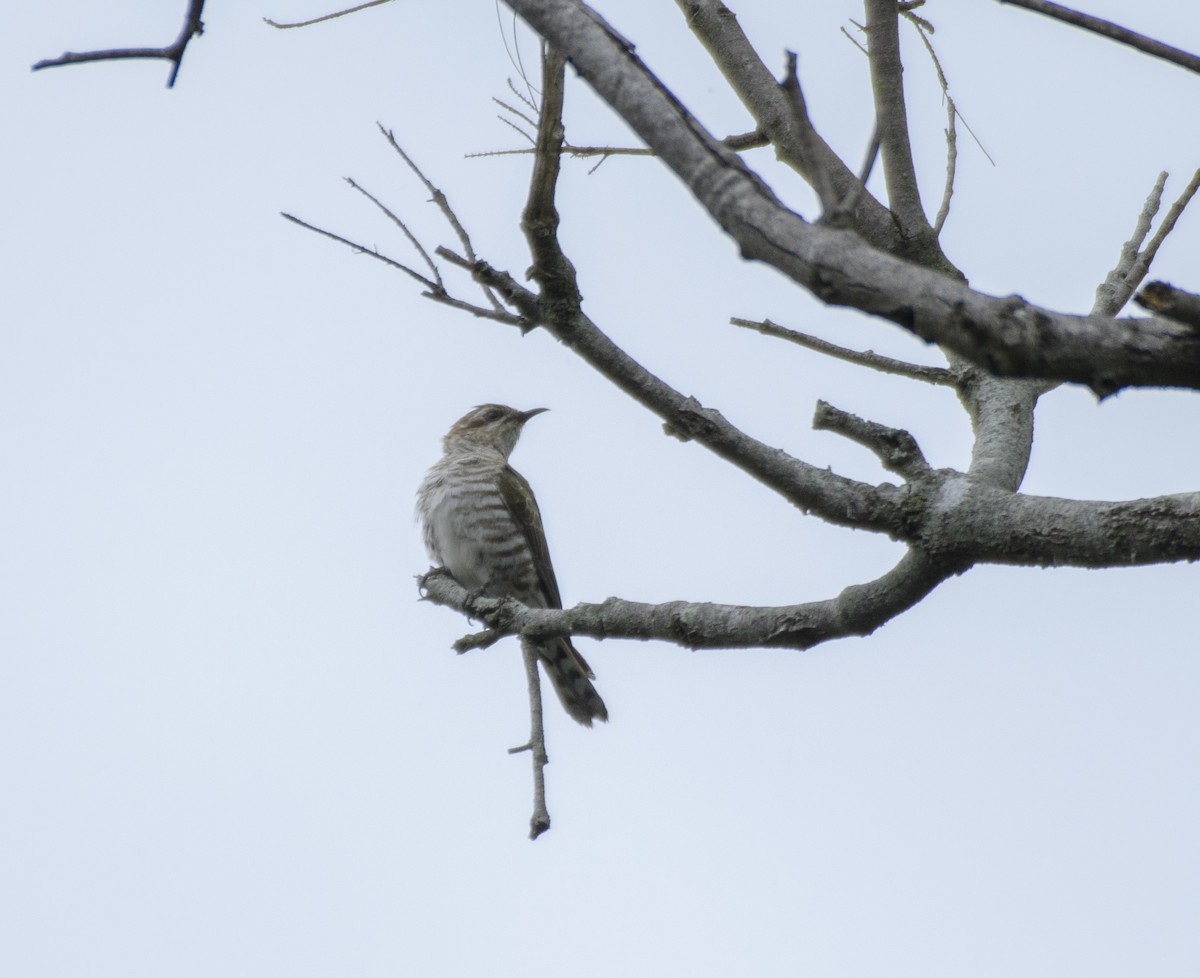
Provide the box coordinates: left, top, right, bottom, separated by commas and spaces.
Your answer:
32, 0, 205, 88
677, 0, 903, 253
502, 0, 1200, 393
996, 0, 1200, 76
420, 551, 952, 651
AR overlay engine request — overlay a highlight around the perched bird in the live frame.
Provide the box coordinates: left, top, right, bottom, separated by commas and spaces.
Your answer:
416, 404, 607, 726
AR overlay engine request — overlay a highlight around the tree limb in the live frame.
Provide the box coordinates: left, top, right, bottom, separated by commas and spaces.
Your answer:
995, 0, 1200, 77
501, 0, 1200, 393
1135, 282, 1200, 331
864, 0, 931, 242
812, 401, 931, 478
731, 317, 956, 386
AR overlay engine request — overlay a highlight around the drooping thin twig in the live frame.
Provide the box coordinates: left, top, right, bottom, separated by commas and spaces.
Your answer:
264, 0, 392, 29
812, 401, 930, 478
996, 0, 1200, 76
509, 639, 551, 840
32, 0, 205, 88
731, 318, 956, 386
467, 129, 767, 162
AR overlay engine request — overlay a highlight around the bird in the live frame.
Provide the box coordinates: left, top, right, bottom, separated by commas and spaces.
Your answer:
416, 404, 608, 726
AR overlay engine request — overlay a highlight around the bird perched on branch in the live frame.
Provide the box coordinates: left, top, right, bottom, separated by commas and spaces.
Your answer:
416, 404, 608, 726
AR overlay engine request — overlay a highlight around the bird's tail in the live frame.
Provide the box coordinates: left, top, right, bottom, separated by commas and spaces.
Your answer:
537, 638, 608, 726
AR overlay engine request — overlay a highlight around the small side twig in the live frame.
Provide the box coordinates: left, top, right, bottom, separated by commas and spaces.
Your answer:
1135, 282, 1200, 331
813, 401, 930, 478
265, 0, 392, 29
780, 51, 839, 217
282, 213, 527, 327
731, 317, 956, 386
509, 638, 551, 840
32, 0, 205, 88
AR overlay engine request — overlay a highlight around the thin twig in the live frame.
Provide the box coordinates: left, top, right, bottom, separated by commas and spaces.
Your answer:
996, 0, 1200, 76
32, 0, 205, 88
265, 0, 392, 29
282, 213, 439, 290
510, 639, 551, 840
1094, 169, 1200, 316
494, 97, 540, 134
378, 125, 504, 313
468, 129, 767, 162
731, 317, 955, 386
1127, 169, 1200, 288
865, 0, 930, 237
933, 98, 957, 237
344, 177, 443, 290
495, 114, 537, 146
780, 51, 839, 216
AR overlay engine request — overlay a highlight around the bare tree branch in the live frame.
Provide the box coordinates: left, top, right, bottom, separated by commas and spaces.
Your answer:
509, 639, 551, 840
996, 0, 1200, 76
419, 552, 955, 652
281, 214, 527, 328
677, 0, 903, 254
812, 401, 931, 478
442, 249, 908, 533
1094, 169, 1200, 317
500, 0, 1200, 394
779, 52, 840, 217
864, 0, 932, 243
378, 125, 505, 313
731, 317, 956, 386
32, 0, 205, 88
265, 0, 393, 30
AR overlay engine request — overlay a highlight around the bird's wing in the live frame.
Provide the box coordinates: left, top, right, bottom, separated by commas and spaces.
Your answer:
497, 464, 564, 610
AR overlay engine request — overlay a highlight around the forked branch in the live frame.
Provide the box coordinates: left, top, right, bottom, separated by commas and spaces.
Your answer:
32, 0, 205, 88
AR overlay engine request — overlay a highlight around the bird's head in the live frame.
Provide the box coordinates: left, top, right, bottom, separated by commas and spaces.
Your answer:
442, 404, 548, 458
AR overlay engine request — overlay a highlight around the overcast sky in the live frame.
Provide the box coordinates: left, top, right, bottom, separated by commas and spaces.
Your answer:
5, 2, 1200, 976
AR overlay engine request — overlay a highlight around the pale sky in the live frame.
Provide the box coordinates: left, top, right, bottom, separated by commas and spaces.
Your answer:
4, 2, 1199, 976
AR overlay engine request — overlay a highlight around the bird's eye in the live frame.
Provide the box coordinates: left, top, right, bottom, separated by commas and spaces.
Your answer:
481, 408, 503, 423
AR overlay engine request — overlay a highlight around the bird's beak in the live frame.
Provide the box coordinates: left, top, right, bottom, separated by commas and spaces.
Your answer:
518, 407, 550, 423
